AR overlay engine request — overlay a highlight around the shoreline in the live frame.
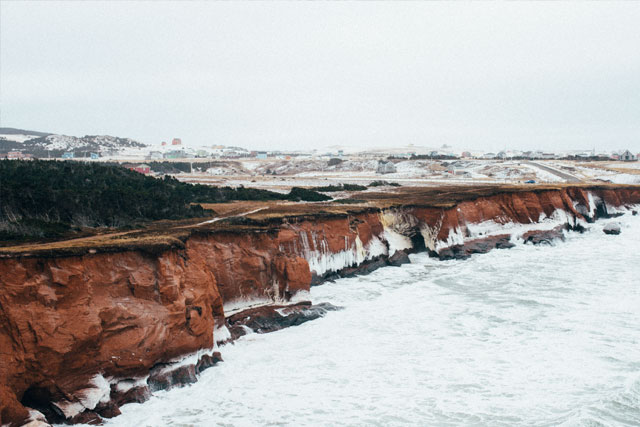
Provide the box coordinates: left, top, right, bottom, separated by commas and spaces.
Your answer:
1, 184, 639, 426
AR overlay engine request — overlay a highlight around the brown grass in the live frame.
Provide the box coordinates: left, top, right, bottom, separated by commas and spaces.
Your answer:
1, 183, 637, 258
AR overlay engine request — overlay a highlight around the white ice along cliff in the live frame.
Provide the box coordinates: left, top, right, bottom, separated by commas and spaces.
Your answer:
232, 190, 628, 310
298, 230, 388, 277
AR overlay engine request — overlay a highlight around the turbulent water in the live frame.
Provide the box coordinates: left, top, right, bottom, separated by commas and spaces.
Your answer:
107, 214, 640, 426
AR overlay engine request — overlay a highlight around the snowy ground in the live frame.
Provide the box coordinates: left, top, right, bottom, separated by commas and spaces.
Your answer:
173, 158, 640, 189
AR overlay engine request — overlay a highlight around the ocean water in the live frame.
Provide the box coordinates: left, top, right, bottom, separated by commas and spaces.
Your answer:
107, 214, 640, 427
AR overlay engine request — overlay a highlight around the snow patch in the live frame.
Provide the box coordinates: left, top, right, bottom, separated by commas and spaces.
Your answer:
214, 325, 232, 345
113, 376, 148, 393
22, 409, 49, 427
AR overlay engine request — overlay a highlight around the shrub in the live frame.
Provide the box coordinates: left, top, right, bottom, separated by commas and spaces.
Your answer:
286, 187, 332, 202
309, 183, 367, 192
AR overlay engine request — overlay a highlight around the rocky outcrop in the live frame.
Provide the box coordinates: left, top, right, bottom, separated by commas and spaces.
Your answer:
522, 225, 567, 245
227, 302, 341, 339
1, 185, 639, 425
435, 234, 515, 260
603, 222, 621, 235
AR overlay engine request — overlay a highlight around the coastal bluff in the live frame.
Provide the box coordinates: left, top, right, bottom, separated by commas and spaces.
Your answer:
1, 184, 639, 426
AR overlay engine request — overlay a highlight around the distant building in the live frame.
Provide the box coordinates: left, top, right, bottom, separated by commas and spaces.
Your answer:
376, 160, 397, 174
7, 151, 24, 159
124, 163, 151, 174
148, 151, 164, 160
62, 152, 74, 159
161, 141, 167, 146
135, 164, 151, 174
172, 138, 182, 146
256, 151, 267, 160
90, 152, 100, 159
619, 150, 637, 162
164, 150, 186, 159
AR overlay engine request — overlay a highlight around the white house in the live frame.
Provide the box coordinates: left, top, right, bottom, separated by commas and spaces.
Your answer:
619, 150, 637, 162
376, 160, 397, 174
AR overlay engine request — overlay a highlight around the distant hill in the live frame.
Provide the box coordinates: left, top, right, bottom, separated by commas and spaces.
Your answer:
0, 128, 148, 157
0, 127, 52, 137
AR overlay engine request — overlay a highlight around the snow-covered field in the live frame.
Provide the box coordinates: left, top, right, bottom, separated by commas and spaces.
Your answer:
175, 158, 640, 189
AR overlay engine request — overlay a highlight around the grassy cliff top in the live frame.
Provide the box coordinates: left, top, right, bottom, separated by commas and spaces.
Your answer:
0, 182, 636, 258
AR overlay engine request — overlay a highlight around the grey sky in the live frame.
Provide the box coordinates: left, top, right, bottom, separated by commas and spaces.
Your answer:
1, 1, 639, 152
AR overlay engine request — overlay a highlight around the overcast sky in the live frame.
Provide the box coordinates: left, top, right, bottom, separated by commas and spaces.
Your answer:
1, 1, 639, 152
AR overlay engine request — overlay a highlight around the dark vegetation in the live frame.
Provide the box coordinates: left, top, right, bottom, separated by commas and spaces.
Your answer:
145, 161, 244, 174
0, 160, 327, 241
309, 183, 367, 192
368, 180, 401, 187
287, 187, 332, 202
147, 161, 193, 174
333, 198, 365, 204
327, 158, 343, 167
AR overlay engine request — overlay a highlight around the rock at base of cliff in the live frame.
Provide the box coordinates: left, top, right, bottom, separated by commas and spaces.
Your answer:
522, 225, 566, 245
112, 385, 151, 407
311, 252, 411, 285
196, 352, 223, 374
96, 402, 121, 419
227, 301, 342, 338
436, 234, 515, 260
388, 250, 411, 266
69, 411, 102, 425
603, 223, 621, 235
148, 364, 197, 392
0, 386, 30, 427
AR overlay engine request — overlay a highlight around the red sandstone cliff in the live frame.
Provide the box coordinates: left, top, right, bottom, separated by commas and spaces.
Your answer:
1, 186, 639, 426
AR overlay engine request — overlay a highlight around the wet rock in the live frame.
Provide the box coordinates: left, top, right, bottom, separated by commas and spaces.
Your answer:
0, 386, 30, 427
603, 223, 621, 235
69, 411, 102, 425
522, 225, 566, 245
228, 324, 250, 341
227, 302, 342, 335
147, 364, 197, 392
388, 250, 411, 266
111, 386, 150, 407
568, 222, 587, 233
195, 352, 223, 374
436, 235, 514, 260
95, 402, 121, 419
632, 210, 638, 216
311, 251, 411, 284
338, 257, 388, 277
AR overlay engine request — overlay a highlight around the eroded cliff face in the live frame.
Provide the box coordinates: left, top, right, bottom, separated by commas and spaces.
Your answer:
1, 187, 639, 426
